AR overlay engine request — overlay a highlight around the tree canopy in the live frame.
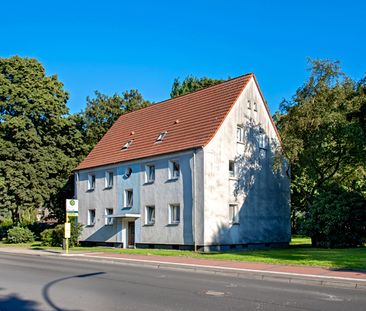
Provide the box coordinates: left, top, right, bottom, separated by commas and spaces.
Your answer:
275, 59, 366, 246
170, 76, 225, 98
0, 56, 86, 223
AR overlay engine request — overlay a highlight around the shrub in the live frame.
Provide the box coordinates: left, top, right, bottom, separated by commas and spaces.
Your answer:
41, 222, 83, 247
6, 226, 35, 243
303, 185, 366, 247
0, 218, 13, 240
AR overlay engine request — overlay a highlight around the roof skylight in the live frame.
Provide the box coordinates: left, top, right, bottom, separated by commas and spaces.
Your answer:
122, 139, 133, 150
156, 131, 167, 142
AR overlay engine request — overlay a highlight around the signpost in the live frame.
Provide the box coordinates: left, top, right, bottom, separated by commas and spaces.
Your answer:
65, 199, 79, 255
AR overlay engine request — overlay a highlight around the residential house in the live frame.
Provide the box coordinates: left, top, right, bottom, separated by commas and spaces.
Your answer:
74, 74, 290, 251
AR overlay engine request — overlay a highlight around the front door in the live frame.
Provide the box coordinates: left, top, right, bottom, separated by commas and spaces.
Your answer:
128, 221, 135, 247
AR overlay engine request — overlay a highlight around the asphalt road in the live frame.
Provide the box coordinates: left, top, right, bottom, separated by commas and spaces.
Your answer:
0, 253, 364, 311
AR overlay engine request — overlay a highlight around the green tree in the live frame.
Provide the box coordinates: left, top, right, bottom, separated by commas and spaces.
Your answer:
80, 90, 151, 150
275, 59, 366, 245
0, 56, 86, 223
170, 76, 225, 98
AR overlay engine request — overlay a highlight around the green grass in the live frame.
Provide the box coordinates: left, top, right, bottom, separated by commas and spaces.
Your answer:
1, 237, 365, 270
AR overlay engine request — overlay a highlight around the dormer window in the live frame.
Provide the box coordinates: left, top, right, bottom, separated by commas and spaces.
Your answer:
156, 131, 167, 142
122, 140, 133, 150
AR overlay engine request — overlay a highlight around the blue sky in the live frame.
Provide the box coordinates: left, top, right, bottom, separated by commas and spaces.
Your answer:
1, 0, 365, 114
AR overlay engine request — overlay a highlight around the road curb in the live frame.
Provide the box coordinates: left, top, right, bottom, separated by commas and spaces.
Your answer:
62, 253, 366, 290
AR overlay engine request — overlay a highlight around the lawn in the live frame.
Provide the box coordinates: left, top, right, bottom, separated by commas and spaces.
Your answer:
1, 236, 365, 271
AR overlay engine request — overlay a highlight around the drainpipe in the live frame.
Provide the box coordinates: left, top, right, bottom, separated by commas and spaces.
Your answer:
193, 149, 197, 252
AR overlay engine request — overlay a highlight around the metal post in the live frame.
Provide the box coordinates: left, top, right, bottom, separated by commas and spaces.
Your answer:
65, 213, 69, 255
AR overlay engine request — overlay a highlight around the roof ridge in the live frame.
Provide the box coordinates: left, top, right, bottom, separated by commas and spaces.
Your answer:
119, 73, 254, 118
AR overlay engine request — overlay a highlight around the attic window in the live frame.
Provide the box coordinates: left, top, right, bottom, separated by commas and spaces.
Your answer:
122, 139, 133, 150
156, 131, 167, 142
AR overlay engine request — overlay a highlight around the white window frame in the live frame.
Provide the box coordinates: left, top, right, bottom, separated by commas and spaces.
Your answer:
156, 131, 167, 142
88, 174, 96, 190
229, 160, 236, 178
145, 164, 155, 183
237, 126, 245, 143
88, 209, 96, 226
125, 189, 133, 207
248, 99, 252, 109
229, 204, 239, 224
169, 204, 180, 225
253, 101, 258, 112
145, 205, 155, 225
169, 160, 180, 179
105, 171, 113, 188
105, 208, 113, 225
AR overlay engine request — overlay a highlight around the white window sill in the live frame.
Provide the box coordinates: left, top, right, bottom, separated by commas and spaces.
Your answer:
229, 176, 238, 181
167, 223, 180, 226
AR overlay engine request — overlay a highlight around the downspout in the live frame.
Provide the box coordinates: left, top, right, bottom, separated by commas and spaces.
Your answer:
193, 149, 197, 252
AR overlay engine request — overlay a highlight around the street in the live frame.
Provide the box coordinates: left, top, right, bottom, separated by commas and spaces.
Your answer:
0, 253, 364, 311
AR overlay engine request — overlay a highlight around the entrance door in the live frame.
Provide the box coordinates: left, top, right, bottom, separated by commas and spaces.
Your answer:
128, 221, 135, 247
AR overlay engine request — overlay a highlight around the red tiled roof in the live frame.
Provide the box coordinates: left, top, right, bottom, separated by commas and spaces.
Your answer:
76, 74, 253, 171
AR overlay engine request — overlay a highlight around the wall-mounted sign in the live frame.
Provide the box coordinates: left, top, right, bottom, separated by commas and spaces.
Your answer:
64, 223, 71, 238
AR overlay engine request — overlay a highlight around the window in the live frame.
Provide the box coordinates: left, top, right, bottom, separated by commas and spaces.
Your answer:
105, 208, 113, 225
145, 206, 155, 225
125, 189, 133, 207
88, 174, 96, 190
88, 209, 96, 226
248, 100, 252, 109
122, 139, 133, 150
258, 131, 267, 149
229, 160, 236, 177
169, 204, 180, 224
156, 131, 167, 142
169, 160, 180, 179
145, 164, 155, 182
253, 102, 258, 111
229, 204, 239, 224
124, 167, 132, 178
105, 171, 113, 188
237, 126, 245, 143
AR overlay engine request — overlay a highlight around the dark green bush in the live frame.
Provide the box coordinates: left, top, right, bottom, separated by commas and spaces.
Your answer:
0, 218, 13, 240
303, 185, 366, 247
41, 222, 83, 247
6, 226, 35, 243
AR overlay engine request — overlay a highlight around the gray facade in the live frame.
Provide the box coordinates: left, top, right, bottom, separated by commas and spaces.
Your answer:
75, 78, 290, 251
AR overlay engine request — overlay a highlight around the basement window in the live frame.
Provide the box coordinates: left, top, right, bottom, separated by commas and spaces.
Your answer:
156, 131, 167, 142
122, 140, 133, 150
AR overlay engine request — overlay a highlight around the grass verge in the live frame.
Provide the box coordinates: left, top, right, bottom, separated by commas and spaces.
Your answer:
1, 237, 365, 270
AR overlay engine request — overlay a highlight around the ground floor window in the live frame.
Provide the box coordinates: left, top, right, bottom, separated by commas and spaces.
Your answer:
169, 204, 180, 224
145, 206, 155, 225
88, 209, 96, 226
229, 204, 239, 224
105, 208, 113, 225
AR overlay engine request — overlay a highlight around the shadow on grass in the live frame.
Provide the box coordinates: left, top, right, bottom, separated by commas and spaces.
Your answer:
30, 247, 62, 254
0, 293, 40, 311
199, 245, 366, 271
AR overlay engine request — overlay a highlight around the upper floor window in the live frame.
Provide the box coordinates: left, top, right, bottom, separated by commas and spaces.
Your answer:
253, 102, 258, 112
169, 204, 180, 225
125, 189, 133, 207
169, 160, 180, 179
124, 167, 132, 179
105, 208, 113, 225
145, 164, 155, 183
258, 131, 267, 149
248, 100, 252, 109
122, 139, 133, 150
105, 171, 113, 188
88, 174, 96, 190
237, 126, 245, 143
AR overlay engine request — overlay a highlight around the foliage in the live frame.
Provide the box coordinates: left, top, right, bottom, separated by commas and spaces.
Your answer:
170, 75, 225, 98
6, 226, 35, 243
302, 185, 366, 247
80, 90, 151, 150
41, 222, 83, 247
0, 56, 86, 223
275, 59, 366, 238
0, 217, 13, 240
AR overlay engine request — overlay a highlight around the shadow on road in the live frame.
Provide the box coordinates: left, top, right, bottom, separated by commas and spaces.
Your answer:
42, 272, 106, 311
0, 293, 40, 311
